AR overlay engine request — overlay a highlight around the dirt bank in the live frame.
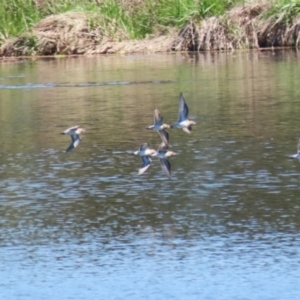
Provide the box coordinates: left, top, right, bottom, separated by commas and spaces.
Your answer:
1, 1, 300, 57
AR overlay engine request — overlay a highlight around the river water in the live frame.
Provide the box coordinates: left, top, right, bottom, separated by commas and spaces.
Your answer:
0, 51, 300, 299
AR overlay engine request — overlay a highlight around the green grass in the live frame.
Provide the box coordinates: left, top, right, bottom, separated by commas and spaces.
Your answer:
263, 0, 300, 24
0, 0, 41, 42
3, 0, 293, 46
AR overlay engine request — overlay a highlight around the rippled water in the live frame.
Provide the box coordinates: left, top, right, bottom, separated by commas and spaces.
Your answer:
1, 52, 300, 299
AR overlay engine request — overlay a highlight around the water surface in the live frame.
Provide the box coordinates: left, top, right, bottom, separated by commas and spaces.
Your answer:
0, 51, 300, 299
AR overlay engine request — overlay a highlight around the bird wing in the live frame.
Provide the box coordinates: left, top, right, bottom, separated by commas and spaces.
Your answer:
178, 93, 189, 122
138, 156, 151, 175
157, 129, 169, 147
159, 158, 171, 179
154, 109, 163, 126
62, 125, 80, 134
66, 135, 81, 152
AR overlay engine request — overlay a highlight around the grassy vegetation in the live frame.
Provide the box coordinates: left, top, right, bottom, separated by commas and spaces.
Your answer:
263, 0, 300, 24
2, 0, 300, 52
0, 0, 41, 42
0, 0, 244, 45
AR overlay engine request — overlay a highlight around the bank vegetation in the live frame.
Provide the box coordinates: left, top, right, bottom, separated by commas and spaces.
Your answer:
1, 0, 300, 56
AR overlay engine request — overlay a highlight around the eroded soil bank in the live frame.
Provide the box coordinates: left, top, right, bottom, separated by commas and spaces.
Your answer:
1, 1, 300, 57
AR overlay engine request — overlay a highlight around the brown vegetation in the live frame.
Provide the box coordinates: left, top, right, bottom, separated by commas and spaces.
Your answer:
172, 3, 265, 51
1, 1, 300, 57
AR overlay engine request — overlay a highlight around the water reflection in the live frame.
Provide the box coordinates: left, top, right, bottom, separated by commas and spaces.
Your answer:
0, 51, 300, 299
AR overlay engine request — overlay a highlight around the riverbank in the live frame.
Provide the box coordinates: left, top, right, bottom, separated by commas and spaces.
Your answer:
1, 0, 300, 56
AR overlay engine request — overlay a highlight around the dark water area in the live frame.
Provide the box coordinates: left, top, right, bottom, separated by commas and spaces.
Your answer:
0, 51, 300, 299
